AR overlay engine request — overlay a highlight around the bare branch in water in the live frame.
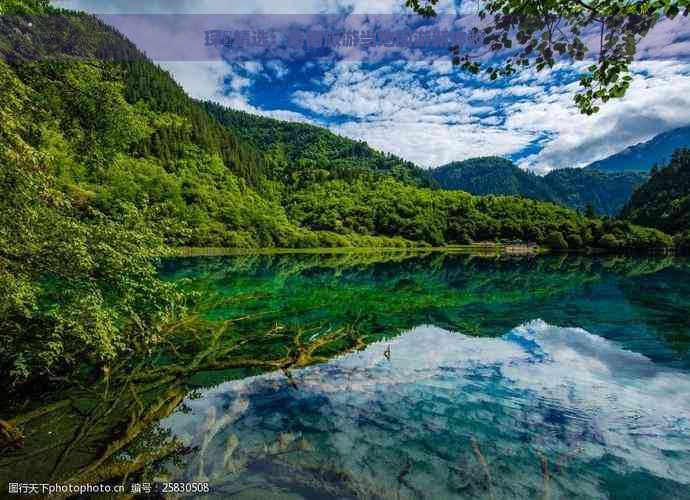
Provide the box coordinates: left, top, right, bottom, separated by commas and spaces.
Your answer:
471, 436, 495, 500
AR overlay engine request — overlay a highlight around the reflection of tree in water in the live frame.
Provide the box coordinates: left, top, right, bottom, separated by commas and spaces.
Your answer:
2, 252, 688, 496
163, 252, 686, 343
0, 310, 371, 495
615, 263, 690, 361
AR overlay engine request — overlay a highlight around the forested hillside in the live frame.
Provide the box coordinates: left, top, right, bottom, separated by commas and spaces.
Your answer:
285, 176, 672, 251
6, 58, 311, 247
200, 102, 434, 188
431, 157, 556, 200
2, 3, 375, 249
432, 157, 647, 215
0, 3, 670, 251
621, 149, 690, 250
544, 168, 648, 216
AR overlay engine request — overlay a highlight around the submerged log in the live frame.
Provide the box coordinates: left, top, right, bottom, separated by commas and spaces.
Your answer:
0, 420, 24, 449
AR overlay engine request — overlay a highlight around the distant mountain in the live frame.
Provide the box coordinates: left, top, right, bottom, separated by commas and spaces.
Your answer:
620, 148, 690, 235
585, 126, 690, 173
431, 157, 648, 215
544, 168, 648, 216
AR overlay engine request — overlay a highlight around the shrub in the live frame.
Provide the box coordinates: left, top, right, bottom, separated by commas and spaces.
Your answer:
566, 233, 584, 249
674, 231, 690, 254
599, 233, 620, 249
545, 231, 569, 250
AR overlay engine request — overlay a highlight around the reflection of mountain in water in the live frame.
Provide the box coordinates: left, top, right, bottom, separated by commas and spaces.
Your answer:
162, 320, 690, 499
162, 254, 690, 370
3, 254, 690, 495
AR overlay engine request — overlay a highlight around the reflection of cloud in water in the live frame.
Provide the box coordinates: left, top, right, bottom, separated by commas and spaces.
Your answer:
299, 321, 690, 482
163, 320, 690, 498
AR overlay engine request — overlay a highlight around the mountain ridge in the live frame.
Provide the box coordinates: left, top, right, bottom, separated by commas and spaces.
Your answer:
585, 125, 690, 173
199, 101, 434, 188
430, 157, 648, 215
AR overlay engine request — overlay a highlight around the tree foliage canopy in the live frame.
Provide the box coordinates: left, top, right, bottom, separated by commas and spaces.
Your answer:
621, 148, 690, 234
0, 60, 184, 386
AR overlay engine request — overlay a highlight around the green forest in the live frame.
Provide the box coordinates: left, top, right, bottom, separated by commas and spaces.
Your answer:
0, 0, 684, 389
621, 148, 690, 252
432, 156, 648, 215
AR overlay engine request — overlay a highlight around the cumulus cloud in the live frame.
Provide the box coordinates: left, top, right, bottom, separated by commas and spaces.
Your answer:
156, 60, 239, 105
163, 319, 690, 498
509, 61, 690, 172
157, 60, 314, 123
335, 119, 530, 167
292, 61, 535, 166
290, 60, 690, 171
637, 16, 690, 61
266, 60, 290, 79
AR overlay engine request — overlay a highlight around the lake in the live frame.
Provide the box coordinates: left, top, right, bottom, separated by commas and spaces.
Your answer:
2, 252, 690, 499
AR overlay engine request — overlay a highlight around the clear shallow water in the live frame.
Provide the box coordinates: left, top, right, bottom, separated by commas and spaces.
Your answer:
154, 254, 690, 499
3, 253, 690, 499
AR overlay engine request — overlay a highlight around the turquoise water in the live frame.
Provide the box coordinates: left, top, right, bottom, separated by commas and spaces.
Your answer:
153, 254, 690, 499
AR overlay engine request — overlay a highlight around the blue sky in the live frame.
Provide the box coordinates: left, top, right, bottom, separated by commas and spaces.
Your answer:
54, 0, 690, 173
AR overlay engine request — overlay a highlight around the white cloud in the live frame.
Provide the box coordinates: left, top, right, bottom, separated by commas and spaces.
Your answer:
157, 60, 314, 123
229, 75, 251, 92
266, 60, 290, 79
163, 319, 690, 497
291, 61, 537, 166
291, 60, 690, 171
335, 119, 530, 167
637, 16, 690, 61
156, 60, 237, 104
508, 61, 690, 173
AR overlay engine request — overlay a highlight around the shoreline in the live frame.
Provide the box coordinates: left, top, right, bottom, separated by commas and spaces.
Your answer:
171, 243, 545, 257
169, 245, 679, 258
